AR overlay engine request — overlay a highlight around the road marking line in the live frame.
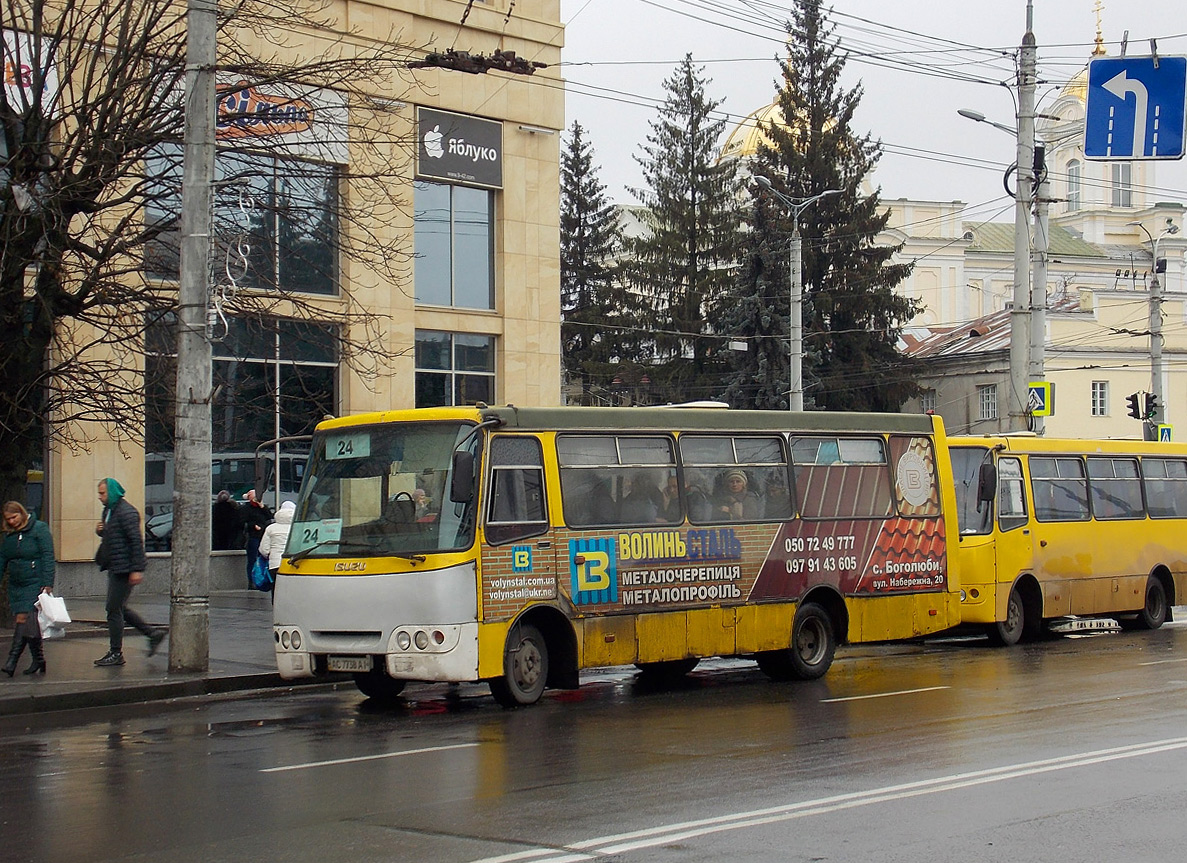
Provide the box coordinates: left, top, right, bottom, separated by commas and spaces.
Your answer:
1138, 657, 1187, 666
821, 685, 949, 703
469, 736, 1187, 863
261, 742, 479, 773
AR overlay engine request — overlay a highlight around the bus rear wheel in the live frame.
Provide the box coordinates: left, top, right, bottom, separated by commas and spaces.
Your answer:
1121, 577, 1168, 631
353, 667, 407, 703
757, 602, 836, 681
490, 623, 548, 707
988, 588, 1026, 646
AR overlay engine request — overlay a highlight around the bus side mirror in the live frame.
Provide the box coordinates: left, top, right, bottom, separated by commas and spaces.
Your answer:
450, 451, 475, 503
977, 462, 997, 503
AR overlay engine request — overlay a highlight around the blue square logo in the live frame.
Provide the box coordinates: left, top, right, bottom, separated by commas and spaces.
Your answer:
512, 546, 532, 572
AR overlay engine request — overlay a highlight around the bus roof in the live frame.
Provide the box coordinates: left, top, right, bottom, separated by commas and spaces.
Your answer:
316, 405, 940, 436
948, 434, 1187, 456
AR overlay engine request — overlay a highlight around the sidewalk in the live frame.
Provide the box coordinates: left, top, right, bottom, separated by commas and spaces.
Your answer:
0, 591, 312, 718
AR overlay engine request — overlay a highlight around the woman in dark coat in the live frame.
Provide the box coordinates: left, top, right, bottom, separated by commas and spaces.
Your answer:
94, 478, 164, 667
0, 500, 55, 676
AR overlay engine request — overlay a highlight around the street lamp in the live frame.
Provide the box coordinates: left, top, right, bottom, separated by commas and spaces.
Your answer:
1129, 219, 1181, 434
754, 175, 840, 412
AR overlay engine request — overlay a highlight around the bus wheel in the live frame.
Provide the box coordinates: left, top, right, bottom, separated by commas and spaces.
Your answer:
490, 623, 548, 707
988, 589, 1026, 646
635, 658, 700, 679
757, 603, 836, 681
1121, 577, 1168, 631
353, 668, 407, 703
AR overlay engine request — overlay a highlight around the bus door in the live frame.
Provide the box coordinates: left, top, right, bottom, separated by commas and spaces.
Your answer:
1028, 455, 1092, 615
992, 456, 1035, 615
481, 435, 557, 623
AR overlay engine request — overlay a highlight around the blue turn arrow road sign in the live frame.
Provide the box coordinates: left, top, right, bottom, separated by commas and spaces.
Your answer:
1084, 56, 1187, 160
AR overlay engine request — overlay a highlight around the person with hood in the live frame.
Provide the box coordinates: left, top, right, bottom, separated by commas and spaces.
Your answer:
240, 489, 273, 587
0, 501, 55, 676
211, 490, 242, 550
94, 478, 165, 667
258, 500, 295, 588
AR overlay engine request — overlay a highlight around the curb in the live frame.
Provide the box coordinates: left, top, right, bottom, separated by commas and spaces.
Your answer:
0, 673, 334, 718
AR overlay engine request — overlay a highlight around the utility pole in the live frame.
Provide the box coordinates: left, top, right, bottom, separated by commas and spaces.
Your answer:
754, 176, 839, 412
1010, 1, 1037, 432
1131, 219, 1180, 439
170, 0, 217, 672
1029, 142, 1049, 434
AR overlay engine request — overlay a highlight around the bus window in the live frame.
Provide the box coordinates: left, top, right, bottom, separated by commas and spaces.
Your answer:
997, 457, 1028, 531
1142, 458, 1187, 518
1031, 456, 1090, 522
557, 435, 675, 528
485, 436, 548, 545
1087, 457, 1144, 520
679, 435, 790, 524
950, 446, 993, 535
790, 436, 892, 519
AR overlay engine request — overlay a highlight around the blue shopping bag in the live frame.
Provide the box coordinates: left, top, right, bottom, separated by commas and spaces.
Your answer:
250, 554, 274, 591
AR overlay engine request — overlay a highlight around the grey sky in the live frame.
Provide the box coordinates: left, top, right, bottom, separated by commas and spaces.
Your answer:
559, 0, 1187, 219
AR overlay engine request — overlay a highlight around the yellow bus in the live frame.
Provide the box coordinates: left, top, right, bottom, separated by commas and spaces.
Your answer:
273, 406, 962, 705
948, 435, 1187, 644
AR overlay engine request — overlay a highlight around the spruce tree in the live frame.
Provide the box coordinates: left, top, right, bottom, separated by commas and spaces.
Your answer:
625, 56, 742, 403
560, 122, 632, 403
729, 0, 919, 412
718, 200, 791, 409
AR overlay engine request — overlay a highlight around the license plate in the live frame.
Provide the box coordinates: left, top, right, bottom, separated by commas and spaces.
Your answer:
327, 655, 372, 672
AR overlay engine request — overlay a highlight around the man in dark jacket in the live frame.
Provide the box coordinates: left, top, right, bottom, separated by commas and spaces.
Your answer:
240, 489, 273, 588
94, 478, 165, 667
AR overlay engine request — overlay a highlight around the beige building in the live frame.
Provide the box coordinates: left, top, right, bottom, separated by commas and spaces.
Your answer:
41, 1, 565, 589
885, 66, 1187, 440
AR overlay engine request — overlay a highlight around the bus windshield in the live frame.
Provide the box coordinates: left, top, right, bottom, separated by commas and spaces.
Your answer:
949, 446, 994, 536
286, 421, 477, 559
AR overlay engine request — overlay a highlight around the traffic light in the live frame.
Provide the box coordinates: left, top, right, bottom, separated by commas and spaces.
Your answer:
1127, 392, 1142, 419
1145, 392, 1160, 419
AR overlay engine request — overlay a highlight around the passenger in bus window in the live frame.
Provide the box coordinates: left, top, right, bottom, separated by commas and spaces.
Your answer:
714, 470, 761, 520
585, 474, 618, 525
621, 471, 664, 523
762, 473, 793, 520
659, 474, 682, 522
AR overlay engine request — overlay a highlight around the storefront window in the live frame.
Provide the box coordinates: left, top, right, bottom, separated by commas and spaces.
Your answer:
144, 144, 338, 295
414, 180, 494, 309
144, 314, 338, 550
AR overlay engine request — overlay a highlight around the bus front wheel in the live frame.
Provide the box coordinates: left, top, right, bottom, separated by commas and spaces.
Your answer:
757, 602, 836, 681
988, 589, 1026, 646
1121, 577, 1168, 631
353, 668, 407, 703
490, 623, 548, 707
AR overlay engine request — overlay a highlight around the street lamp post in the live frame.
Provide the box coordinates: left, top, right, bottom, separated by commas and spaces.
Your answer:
1130, 219, 1181, 435
755, 176, 840, 412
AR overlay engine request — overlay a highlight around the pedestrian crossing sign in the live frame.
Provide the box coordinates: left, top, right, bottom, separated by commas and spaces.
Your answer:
1028, 382, 1054, 417
1159, 424, 1173, 442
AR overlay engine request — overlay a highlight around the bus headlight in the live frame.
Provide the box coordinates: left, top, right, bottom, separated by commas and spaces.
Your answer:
396, 631, 412, 650
414, 630, 429, 650
291, 630, 301, 650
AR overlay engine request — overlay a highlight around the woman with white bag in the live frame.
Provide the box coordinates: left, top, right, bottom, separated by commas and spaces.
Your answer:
0, 501, 55, 676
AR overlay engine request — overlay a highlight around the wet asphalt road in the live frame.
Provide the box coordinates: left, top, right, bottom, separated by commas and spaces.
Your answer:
2, 622, 1186, 863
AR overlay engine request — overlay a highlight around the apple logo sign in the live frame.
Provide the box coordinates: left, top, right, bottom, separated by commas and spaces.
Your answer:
424, 125, 444, 158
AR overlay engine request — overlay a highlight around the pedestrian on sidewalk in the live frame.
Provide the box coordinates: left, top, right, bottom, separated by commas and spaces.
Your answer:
258, 500, 295, 598
0, 501, 54, 676
94, 478, 165, 667
240, 489, 273, 588
211, 490, 242, 550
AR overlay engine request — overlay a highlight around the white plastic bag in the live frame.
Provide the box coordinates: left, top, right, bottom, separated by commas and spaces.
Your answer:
35, 592, 71, 625
35, 592, 71, 640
